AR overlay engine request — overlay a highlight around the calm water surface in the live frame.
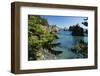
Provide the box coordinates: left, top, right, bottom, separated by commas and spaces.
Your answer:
52, 30, 88, 59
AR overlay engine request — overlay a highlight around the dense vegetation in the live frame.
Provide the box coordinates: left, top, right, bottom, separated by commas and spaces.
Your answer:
69, 24, 84, 36
28, 15, 59, 60
68, 18, 88, 58
82, 18, 88, 27
71, 40, 88, 58
68, 18, 88, 36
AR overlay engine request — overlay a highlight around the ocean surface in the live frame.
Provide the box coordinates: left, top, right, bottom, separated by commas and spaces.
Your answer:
52, 30, 88, 59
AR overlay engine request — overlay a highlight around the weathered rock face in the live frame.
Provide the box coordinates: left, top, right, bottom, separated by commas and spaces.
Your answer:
48, 25, 60, 33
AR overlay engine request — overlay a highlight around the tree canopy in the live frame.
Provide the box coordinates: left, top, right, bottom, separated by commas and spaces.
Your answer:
28, 15, 58, 60
69, 24, 84, 36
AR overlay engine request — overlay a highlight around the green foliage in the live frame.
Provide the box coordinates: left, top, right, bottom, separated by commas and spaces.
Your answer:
82, 18, 88, 26
69, 24, 84, 36
71, 40, 88, 58
28, 15, 57, 60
